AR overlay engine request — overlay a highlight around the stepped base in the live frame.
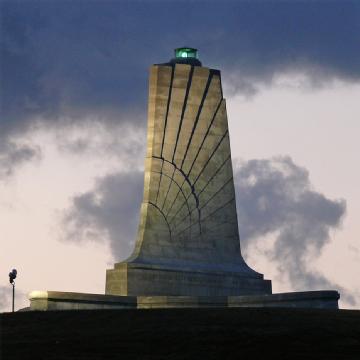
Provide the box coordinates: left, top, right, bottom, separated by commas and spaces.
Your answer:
28, 290, 340, 311
105, 261, 272, 296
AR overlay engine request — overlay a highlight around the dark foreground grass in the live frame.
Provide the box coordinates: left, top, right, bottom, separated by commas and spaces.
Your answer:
1, 308, 360, 359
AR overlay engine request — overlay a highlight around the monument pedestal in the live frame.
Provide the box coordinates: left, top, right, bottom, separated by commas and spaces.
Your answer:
28, 290, 340, 311
105, 261, 272, 296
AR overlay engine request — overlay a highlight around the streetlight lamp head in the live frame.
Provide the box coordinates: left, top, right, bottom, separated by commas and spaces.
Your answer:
9, 269, 17, 284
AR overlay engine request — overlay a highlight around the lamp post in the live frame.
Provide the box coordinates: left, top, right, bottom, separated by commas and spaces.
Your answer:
9, 269, 17, 312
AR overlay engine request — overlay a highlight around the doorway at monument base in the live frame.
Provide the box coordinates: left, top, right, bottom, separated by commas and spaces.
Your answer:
105, 261, 272, 296
27, 290, 340, 311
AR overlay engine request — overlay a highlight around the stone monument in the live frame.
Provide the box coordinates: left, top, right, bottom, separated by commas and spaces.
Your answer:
106, 47, 271, 296
28, 48, 340, 310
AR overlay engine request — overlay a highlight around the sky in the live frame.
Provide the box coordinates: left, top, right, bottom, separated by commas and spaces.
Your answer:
0, 0, 359, 311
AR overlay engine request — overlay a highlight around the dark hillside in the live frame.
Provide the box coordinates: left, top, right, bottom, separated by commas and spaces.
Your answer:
1, 308, 360, 359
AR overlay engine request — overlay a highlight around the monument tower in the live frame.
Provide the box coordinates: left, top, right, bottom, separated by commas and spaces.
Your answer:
106, 48, 271, 296
29, 48, 340, 310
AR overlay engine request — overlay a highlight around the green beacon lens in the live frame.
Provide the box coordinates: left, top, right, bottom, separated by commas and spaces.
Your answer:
175, 47, 198, 59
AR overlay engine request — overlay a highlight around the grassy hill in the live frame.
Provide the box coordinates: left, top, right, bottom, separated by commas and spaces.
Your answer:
1, 308, 360, 359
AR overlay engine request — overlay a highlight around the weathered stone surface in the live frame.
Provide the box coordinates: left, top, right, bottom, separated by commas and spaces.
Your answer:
106, 58, 271, 296
106, 262, 272, 296
28, 290, 340, 310
28, 291, 137, 311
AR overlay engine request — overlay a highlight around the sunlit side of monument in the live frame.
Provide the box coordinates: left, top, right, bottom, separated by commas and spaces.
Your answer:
28, 48, 340, 310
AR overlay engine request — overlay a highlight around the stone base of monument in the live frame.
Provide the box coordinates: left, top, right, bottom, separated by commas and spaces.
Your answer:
105, 261, 272, 296
28, 290, 340, 311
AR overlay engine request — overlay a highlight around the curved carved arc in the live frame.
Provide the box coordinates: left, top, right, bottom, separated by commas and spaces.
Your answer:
168, 154, 231, 230
151, 169, 192, 234
174, 196, 236, 239
126, 199, 175, 262
172, 176, 234, 238
152, 155, 201, 232
167, 129, 229, 230
148, 201, 172, 239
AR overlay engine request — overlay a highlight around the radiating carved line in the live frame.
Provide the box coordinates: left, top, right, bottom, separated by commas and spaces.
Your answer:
171, 155, 231, 226
186, 99, 223, 177
172, 66, 194, 162
169, 199, 202, 236
200, 197, 235, 224
160, 65, 175, 158
148, 201, 172, 239
155, 161, 164, 205
197, 155, 231, 197
198, 177, 233, 211
171, 176, 233, 233
180, 71, 214, 169
162, 67, 205, 214
160, 167, 176, 211
164, 99, 223, 219
173, 197, 235, 238
193, 130, 229, 186
201, 214, 237, 235
168, 184, 193, 225
165, 98, 223, 219
167, 143, 229, 228
171, 206, 194, 232
172, 213, 199, 238
164, 182, 183, 219
152, 79, 227, 239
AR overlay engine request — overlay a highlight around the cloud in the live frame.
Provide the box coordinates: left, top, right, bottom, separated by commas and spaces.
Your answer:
2, 1, 359, 129
61, 171, 143, 261
234, 156, 354, 304
0, 137, 41, 179
61, 155, 353, 303
1, 1, 359, 175
53, 120, 146, 167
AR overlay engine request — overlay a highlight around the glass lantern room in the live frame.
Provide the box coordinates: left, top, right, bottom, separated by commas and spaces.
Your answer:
175, 47, 198, 59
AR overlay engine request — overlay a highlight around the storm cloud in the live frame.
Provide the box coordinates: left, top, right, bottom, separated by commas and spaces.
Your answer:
1, 1, 359, 150
61, 155, 351, 301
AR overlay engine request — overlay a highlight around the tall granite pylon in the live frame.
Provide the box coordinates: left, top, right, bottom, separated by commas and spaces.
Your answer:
106, 48, 272, 296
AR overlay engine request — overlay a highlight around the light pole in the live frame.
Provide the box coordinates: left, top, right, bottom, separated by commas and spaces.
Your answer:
9, 269, 17, 312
